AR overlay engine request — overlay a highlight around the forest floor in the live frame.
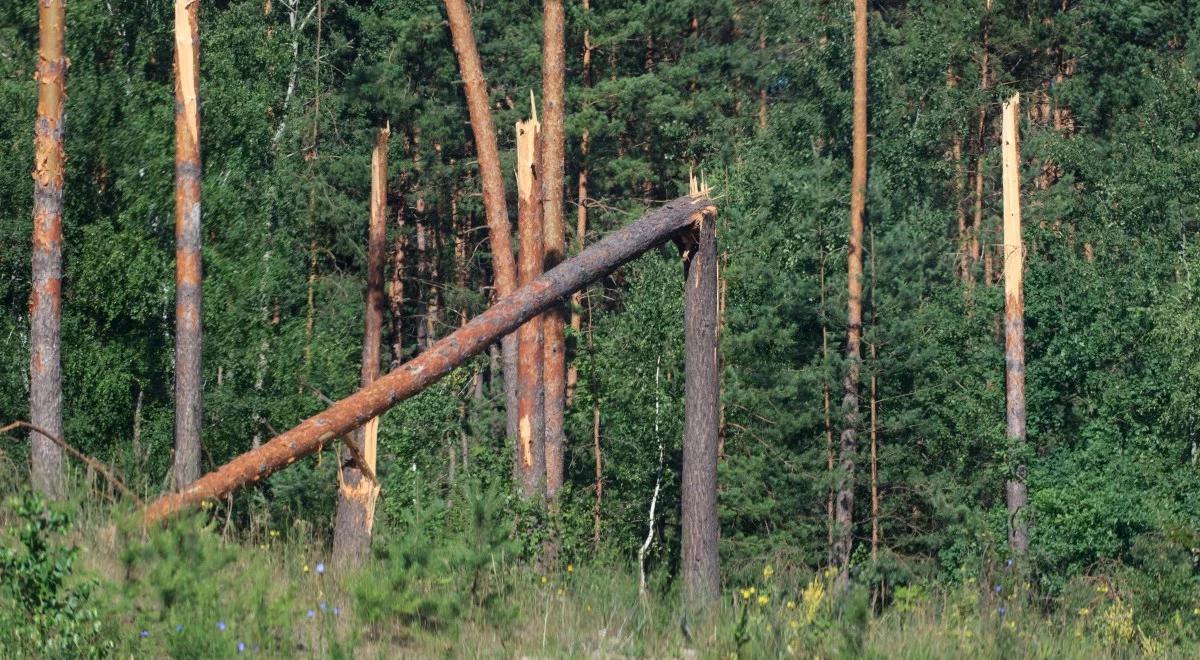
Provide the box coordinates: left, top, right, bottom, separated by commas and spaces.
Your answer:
0, 493, 1192, 659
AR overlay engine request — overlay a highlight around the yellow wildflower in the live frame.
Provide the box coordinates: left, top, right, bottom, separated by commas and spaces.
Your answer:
801, 578, 826, 623
557, 588, 565, 597
788, 619, 799, 630
763, 565, 775, 579
1079, 608, 1090, 616
541, 575, 548, 584
740, 588, 753, 601
1193, 607, 1200, 616
786, 600, 796, 610
303, 564, 309, 573
757, 594, 769, 606
1096, 583, 1109, 594
567, 564, 574, 573
270, 529, 279, 537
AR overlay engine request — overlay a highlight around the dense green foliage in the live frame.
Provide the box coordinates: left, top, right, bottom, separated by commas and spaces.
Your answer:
2, 0, 1200, 652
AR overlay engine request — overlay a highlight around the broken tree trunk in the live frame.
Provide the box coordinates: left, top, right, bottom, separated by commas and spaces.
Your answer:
541, 0, 568, 502
173, 0, 204, 490
443, 0, 520, 453
331, 125, 389, 570
144, 196, 716, 523
1001, 93, 1029, 556
515, 112, 546, 499
30, 0, 67, 499
680, 192, 720, 605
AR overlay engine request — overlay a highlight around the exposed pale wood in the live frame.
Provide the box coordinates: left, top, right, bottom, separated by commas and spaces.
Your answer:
1001, 93, 1029, 556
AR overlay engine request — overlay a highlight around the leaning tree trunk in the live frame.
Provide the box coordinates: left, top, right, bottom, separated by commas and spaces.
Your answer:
680, 197, 721, 605
1001, 93, 1029, 556
173, 0, 203, 490
143, 195, 715, 523
834, 0, 868, 585
331, 125, 389, 569
443, 0, 520, 453
541, 0, 567, 503
515, 113, 546, 499
30, 0, 68, 499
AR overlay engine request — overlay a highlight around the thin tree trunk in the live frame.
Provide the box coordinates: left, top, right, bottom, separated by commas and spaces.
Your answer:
588, 290, 602, 550
331, 125, 389, 569
173, 0, 203, 490
975, 0, 993, 284
638, 357, 664, 598
1001, 94, 1029, 556
681, 201, 720, 606
542, 0, 567, 502
567, 0, 592, 407
869, 229, 880, 562
834, 0, 868, 584
949, 70, 972, 288
30, 0, 67, 499
301, 1, 323, 385
820, 251, 834, 565
144, 196, 716, 522
515, 113, 546, 499
387, 200, 407, 369
443, 0, 520, 456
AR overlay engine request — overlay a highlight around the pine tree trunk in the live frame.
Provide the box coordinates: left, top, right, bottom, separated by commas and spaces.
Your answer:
1001, 94, 1029, 556
869, 229, 880, 562
30, 0, 67, 499
541, 0, 567, 501
387, 197, 407, 369
820, 251, 834, 564
331, 126, 389, 569
443, 0, 520, 457
144, 196, 716, 523
975, 0, 993, 285
681, 209, 720, 605
834, 0, 868, 584
173, 0, 204, 490
515, 115, 546, 499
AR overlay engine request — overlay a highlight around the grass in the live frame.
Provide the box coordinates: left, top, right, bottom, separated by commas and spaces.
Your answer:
2, 487, 1198, 658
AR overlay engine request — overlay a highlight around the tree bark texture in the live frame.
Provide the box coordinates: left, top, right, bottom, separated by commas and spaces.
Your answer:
1001, 93, 1029, 556
566, 0, 592, 407
541, 0, 567, 501
144, 196, 716, 524
680, 211, 720, 605
332, 125, 389, 569
515, 116, 546, 499
834, 0, 868, 581
173, 0, 203, 490
30, 0, 68, 499
443, 0, 520, 449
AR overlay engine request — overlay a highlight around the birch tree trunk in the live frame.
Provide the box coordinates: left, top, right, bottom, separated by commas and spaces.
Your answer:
173, 0, 204, 490
1001, 94, 1029, 556
331, 125, 389, 569
30, 0, 68, 499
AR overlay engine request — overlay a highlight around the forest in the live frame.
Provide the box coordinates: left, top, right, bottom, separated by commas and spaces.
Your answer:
2, 0, 1200, 657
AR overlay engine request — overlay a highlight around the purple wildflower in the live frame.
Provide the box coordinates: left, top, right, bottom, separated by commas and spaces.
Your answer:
237, 641, 246, 653
217, 620, 227, 632
332, 606, 341, 616
140, 630, 149, 639
306, 609, 316, 619
319, 602, 328, 612
315, 562, 325, 575
175, 623, 184, 633
994, 584, 1002, 593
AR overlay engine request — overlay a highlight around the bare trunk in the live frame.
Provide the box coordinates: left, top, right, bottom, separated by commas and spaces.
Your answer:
1001, 94, 1029, 556
869, 229, 880, 562
387, 202, 408, 369
542, 0, 567, 502
515, 113, 546, 499
834, 0, 868, 584
443, 0, 520, 451
30, 0, 67, 499
144, 196, 716, 523
680, 201, 720, 606
820, 251, 834, 564
588, 291, 602, 550
173, 0, 204, 490
331, 125, 389, 569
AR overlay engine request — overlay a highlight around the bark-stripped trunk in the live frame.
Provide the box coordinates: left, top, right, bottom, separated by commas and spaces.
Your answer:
680, 203, 720, 605
173, 0, 203, 490
567, 0, 593, 406
541, 0, 567, 502
1001, 94, 1029, 556
30, 0, 68, 499
443, 0, 520, 454
515, 114, 545, 499
834, 0, 868, 583
331, 126, 389, 569
588, 292, 602, 550
143, 195, 715, 523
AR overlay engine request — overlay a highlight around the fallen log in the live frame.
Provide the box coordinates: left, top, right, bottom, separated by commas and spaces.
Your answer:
144, 194, 716, 523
